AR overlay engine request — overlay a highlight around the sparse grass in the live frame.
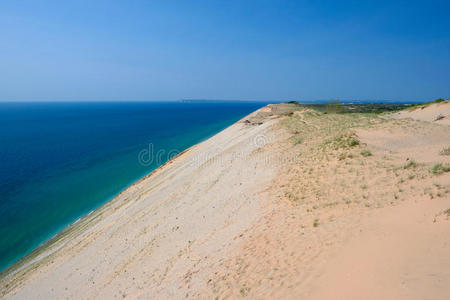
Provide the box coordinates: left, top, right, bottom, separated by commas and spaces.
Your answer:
360, 150, 372, 157
313, 219, 319, 227
324, 132, 360, 150
346, 136, 360, 147
444, 208, 450, 217
338, 153, 347, 160
403, 160, 418, 169
323, 202, 338, 208
240, 287, 250, 296
440, 147, 450, 156
294, 137, 304, 145
285, 192, 299, 202
431, 163, 450, 175
277, 106, 443, 232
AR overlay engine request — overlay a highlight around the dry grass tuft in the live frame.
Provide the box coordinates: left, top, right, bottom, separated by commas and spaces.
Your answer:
440, 147, 450, 156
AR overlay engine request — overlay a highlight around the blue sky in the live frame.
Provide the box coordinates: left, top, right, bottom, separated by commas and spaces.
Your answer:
1, 0, 449, 102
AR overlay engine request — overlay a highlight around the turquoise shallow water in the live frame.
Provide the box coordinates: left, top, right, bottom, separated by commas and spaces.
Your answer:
0, 101, 266, 272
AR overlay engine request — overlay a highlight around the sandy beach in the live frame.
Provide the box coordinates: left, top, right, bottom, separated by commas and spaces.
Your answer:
1, 101, 450, 299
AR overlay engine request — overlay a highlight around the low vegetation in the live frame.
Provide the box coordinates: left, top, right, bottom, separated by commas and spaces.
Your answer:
313, 219, 319, 227
407, 98, 448, 110
285, 98, 448, 115
360, 150, 372, 157
431, 163, 450, 175
286, 101, 410, 114
440, 147, 450, 156
445, 208, 450, 217
294, 137, 304, 145
324, 132, 360, 150
324, 100, 343, 114
403, 160, 418, 169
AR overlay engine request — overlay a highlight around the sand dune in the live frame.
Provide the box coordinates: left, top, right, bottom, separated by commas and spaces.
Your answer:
1, 103, 449, 299
392, 100, 450, 124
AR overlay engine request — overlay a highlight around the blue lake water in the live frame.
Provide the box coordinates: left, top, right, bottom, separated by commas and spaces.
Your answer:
0, 101, 266, 272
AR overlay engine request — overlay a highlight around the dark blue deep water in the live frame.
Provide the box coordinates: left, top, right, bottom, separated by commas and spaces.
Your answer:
0, 101, 265, 272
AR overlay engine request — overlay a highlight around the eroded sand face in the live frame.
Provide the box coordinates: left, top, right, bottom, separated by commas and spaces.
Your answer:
1, 102, 449, 299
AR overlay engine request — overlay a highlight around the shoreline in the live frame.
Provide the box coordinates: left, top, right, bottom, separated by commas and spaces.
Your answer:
0, 106, 261, 278
0, 101, 266, 275
2, 102, 449, 299
0, 103, 280, 298
0, 125, 213, 279
0, 104, 273, 284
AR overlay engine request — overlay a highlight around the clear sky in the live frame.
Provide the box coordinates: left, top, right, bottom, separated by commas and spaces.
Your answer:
1, 0, 449, 102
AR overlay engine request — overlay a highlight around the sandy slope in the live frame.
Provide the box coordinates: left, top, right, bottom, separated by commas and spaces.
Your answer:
392, 100, 450, 125
0, 108, 289, 299
1, 102, 450, 299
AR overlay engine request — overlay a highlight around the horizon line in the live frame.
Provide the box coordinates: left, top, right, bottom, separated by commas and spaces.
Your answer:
0, 98, 439, 104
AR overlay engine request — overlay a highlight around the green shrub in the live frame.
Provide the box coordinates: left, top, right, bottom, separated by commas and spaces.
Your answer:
403, 160, 418, 169
360, 150, 372, 157
313, 219, 319, 227
431, 163, 450, 175
324, 132, 360, 150
294, 137, 304, 145
338, 153, 347, 160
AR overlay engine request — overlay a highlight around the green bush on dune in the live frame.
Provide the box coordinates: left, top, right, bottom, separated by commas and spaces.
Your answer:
431, 163, 450, 175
